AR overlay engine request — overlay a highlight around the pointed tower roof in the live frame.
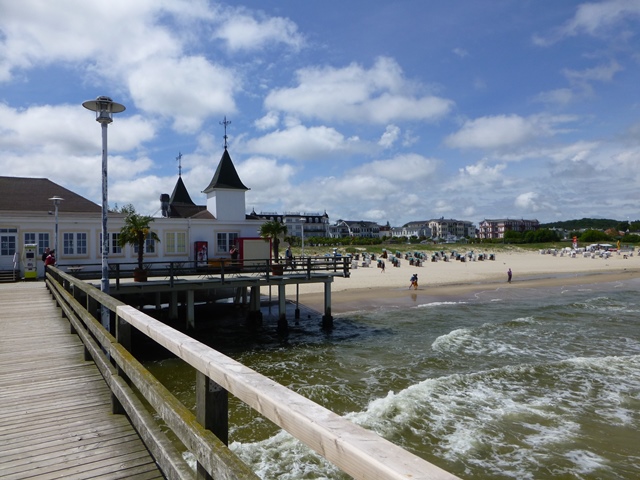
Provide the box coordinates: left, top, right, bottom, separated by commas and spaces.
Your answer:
203, 149, 249, 193
166, 175, 208, 218
170, 176, 195, 205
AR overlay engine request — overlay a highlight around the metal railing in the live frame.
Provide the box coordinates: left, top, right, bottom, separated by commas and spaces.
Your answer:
44, 266, 458, 480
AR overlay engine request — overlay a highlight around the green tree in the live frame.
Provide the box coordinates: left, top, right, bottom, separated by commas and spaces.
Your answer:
524, 228, 560, 243
579, 229, 610, 243
504, 230, 523, 243
118, 205, 160, 270
259, 220, 288, 262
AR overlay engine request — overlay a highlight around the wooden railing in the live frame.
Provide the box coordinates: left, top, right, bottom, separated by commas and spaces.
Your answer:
45, 266, 459, 480
59, 255, 351, 286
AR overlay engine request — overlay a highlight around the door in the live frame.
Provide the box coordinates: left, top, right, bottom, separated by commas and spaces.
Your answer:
0, 231, 18, 270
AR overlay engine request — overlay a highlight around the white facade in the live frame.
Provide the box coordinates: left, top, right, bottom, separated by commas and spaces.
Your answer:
0, 207, 263, 278
206, 189, 247, 222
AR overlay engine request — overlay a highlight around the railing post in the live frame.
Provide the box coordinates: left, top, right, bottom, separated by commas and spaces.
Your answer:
306, 257, 311, 279
116, 313, 132, 353
196, 371, 228, 480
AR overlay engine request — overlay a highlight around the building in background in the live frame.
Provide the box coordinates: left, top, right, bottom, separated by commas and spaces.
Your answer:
330, 220, 380, 239
251, 211, 331, 240
477, 218, 540, 239
390, 221, 432, 239
428, 218, 476, 242
0, 146, 264, 279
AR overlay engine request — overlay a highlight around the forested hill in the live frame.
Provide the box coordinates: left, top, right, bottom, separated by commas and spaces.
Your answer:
540, 218, 622, 230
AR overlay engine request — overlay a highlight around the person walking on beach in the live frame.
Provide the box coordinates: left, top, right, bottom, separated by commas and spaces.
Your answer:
507, 268, 512, 283
409, 273, 418, 290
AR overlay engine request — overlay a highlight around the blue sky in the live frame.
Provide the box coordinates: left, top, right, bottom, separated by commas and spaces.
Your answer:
1, 0, 639, 226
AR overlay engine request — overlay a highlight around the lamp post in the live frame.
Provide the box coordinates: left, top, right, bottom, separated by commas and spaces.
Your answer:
48, 196, 64, 263
82, 96, 125, 332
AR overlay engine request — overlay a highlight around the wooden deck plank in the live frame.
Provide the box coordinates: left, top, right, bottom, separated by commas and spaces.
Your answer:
0, 282, 165, 480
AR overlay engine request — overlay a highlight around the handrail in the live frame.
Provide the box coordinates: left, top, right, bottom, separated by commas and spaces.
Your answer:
45, 266, 459, 480
58, 255, 351, 283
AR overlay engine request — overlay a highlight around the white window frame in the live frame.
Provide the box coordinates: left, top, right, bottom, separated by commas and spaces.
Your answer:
64, 232, 88, 256
165, 231, 187, 255
216, 232, 238, 254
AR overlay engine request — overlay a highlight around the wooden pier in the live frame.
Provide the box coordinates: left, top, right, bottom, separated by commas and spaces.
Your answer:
0, 271, 460, 480
0, 282, 164, 480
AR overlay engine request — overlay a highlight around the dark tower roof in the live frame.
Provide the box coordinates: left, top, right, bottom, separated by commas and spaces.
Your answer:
165, 176, 208, 218
202, 149, 249, 193
170, 176, 195, 205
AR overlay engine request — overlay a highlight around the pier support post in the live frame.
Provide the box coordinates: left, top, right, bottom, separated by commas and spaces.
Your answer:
247, 285, 262, 324
277, 283, 287, 333
186, 289, 195, 329
196, 371, 228, 479
155, 292, 161, 311
322, 279, 333, 330
169, 291, 178, 320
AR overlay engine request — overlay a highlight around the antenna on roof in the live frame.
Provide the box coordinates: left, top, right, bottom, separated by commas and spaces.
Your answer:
176, 152, 183, 176
220, 116, 231, 149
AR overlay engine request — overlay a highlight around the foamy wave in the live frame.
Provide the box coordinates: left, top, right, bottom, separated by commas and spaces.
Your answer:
415, 301, 468, 308
343, 354, 640, 478
231, 430, 344, 480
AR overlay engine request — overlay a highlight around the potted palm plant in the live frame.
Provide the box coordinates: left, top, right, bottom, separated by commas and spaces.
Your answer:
118, 205, 160, 282
259, 220, 287, 275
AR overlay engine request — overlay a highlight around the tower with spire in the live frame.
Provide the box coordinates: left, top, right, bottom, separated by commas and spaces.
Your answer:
202, 118, 249, 221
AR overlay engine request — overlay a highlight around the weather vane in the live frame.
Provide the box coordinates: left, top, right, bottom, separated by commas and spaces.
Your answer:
220, 116, 231, 149
176, 152, 182, 176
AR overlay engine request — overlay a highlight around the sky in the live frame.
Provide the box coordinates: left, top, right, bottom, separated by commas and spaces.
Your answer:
1, 0, 639, 227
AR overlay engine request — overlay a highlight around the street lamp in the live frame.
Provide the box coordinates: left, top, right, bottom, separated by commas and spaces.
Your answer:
82, 96, 125, 332
48, 196, 64, 263
299, 217, 305, 257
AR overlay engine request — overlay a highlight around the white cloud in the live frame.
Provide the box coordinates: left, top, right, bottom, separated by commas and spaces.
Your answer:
533, 0, 640, 46
243, 124, 370, 160
0, 103, 155, 155
127, 56, 238, 134
443, 160, 508, 192
212, 10, 305, 52
514, 191, 557, 214
379, 125, 400, 148
0, 0, 183, 82
353, 154, 439, 182
444, 114, 576, 150
264, 56, 453, 124
255, 111, 280, 130
445, 115, 534, 150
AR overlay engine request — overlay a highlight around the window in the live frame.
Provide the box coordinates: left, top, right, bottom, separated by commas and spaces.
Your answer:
64, 232, 87, 255
100, 233, 123, 255
1, 229, 17, 256
111, 233, 122, 254
134, 232, 156, 255
165, 232, 187, 254
217, 232, 238, 254
24, 233, 50, 256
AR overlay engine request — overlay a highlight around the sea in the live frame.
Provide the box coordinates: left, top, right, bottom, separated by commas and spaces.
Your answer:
144, 277, 640, 480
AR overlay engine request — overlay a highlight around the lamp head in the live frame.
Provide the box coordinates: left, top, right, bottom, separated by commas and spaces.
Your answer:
82, 96, 126, 124
48, 196, 64, 206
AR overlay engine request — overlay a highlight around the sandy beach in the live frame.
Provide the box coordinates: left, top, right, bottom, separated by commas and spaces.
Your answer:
286, 248, 640, 314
